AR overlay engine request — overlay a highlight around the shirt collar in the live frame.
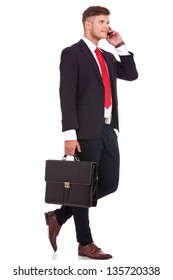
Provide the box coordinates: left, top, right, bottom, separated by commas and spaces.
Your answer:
82, 36, 100, 53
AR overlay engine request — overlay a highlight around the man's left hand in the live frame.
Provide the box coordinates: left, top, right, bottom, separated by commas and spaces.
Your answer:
107, 29, 123, 46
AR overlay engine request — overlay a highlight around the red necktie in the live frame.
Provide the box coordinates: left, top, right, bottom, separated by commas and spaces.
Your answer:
95, 47, 112, 108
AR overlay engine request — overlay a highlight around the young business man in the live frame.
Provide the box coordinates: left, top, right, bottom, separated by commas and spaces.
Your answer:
45, 6, 138, 259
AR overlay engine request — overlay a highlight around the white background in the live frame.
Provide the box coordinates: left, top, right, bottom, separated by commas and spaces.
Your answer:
0, 0, 173, 279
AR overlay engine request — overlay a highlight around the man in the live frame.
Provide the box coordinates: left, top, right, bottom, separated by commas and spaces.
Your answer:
45, 6, 138, 259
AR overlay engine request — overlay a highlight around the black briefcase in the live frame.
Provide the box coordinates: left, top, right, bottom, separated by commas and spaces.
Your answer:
45, 156, 98, 207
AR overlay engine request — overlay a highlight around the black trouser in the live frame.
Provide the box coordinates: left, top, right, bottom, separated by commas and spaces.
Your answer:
54, 124, 120, 244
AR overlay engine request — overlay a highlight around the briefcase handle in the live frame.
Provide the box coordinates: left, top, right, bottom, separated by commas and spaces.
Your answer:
62, 154, 80, 161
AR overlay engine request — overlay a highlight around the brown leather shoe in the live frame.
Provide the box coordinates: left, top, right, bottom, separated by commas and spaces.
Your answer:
78, 242, 112, 259
45, 211, 61, 252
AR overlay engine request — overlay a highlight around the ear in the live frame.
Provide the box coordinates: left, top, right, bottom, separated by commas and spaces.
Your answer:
84, 20, 92, 31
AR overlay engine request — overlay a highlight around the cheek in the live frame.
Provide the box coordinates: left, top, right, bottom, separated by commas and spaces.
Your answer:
91, 27, 98, 36
94, 27, 101, 35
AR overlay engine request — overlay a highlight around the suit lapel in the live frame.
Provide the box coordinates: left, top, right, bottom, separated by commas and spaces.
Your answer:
102, 50, 116, 86
77, 40, 103, 83
77, 40, 116, 92
101, 50, 114, 77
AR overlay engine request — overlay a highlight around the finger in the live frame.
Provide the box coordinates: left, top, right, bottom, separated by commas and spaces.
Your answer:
70, 149, 75, 156
65, 148, 74, 156
77, 142, 81, 153
64, 146, 71, 156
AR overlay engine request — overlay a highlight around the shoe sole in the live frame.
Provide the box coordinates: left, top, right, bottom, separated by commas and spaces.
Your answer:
78, 252, 112, 259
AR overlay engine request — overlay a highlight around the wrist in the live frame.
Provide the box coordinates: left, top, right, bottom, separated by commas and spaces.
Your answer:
115, 40, 125, 48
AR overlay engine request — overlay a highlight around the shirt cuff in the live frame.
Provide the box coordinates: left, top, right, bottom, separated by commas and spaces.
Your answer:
115, 44, 130, 56
64, 129, 77, 141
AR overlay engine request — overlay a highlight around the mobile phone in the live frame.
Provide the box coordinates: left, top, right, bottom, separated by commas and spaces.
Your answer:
107, 31, 113, 38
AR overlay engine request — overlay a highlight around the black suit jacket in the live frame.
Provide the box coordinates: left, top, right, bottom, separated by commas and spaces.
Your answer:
59, 39, 138, 139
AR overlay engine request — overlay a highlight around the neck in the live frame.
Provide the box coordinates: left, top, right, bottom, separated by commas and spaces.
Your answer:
83, 34, 99, 46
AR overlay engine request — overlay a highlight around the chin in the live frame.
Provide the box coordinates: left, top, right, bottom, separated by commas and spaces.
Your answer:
100, 35, 107, 40
101, 33, 108, 39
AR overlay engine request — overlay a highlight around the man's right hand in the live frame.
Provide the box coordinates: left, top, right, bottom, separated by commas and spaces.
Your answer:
64, 140, 81, 156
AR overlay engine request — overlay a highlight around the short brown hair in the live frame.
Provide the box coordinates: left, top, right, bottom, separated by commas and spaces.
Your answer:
82, 6, 110, 23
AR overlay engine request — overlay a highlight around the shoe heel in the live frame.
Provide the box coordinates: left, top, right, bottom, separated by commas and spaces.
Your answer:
44, 213, 49, 225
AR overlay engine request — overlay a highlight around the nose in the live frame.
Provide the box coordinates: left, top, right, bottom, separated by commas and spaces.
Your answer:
105, 23, 109, 30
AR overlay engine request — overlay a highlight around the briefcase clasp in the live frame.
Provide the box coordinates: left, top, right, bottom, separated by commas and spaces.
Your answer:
64, 182, 70, 189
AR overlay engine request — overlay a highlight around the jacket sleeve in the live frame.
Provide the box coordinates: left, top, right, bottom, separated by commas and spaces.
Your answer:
116, 52, 138, 81
59, 47, 79, 132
